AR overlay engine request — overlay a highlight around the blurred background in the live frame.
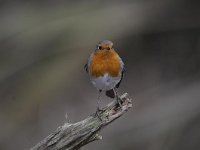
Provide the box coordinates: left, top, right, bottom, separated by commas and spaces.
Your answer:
0, 0, 200, 150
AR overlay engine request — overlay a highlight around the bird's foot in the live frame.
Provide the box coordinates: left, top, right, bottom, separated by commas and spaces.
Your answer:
94, 107, 103, 121
116, 96, 123, 109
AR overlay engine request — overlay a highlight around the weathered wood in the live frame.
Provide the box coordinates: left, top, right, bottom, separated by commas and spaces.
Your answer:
31, 93, 132, 150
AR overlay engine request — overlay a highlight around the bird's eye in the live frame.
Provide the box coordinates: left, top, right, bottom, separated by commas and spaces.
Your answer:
98, 46, 102, 50
107, 47, 110, 50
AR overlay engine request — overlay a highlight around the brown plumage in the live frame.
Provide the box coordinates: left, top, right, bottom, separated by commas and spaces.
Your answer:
90, 49, 121, 77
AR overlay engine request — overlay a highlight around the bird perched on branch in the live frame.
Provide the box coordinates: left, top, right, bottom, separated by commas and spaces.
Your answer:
85, 40, 125, 116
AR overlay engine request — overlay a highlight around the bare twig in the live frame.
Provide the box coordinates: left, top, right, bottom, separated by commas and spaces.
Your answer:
31, 93, 132, 150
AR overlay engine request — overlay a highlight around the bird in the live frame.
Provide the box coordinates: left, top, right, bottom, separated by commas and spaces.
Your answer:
85, 40, 125, 116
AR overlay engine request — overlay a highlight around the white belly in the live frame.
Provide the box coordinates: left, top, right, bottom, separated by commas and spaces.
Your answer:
90, 73, 121, 90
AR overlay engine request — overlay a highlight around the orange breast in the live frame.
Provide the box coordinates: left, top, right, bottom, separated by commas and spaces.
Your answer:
90, 50, 121, 77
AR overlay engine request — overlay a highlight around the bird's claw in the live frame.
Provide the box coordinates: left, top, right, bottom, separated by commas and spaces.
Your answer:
117, 96, 123, 109
95, 107, 103, 121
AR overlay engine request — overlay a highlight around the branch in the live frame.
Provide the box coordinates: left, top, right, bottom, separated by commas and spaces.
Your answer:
31, 93, 132, 150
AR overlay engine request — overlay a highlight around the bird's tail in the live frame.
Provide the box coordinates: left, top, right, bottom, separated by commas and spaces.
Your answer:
105, 89, 115, 98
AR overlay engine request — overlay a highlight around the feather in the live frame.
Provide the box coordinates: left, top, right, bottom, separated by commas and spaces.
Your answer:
105, 89, 115, 98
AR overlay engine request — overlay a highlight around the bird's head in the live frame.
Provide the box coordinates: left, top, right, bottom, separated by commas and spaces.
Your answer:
96, 40, 113, 51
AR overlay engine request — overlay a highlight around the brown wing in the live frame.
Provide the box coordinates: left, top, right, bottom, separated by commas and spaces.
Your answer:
84, 63, 88, 73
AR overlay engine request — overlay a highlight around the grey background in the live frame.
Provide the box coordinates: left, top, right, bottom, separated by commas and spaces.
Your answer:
0, 0, 200, 150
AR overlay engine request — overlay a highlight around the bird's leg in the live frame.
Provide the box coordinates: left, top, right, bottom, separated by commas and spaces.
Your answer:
95, 89, 103, 120
96, 89, 102, 111
113, 88, 122, 108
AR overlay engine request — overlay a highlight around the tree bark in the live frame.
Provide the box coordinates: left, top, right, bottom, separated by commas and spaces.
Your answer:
31, 93, 132, 150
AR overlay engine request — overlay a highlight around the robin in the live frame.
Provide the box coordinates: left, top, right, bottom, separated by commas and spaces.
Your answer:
85, 40, 125, 116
